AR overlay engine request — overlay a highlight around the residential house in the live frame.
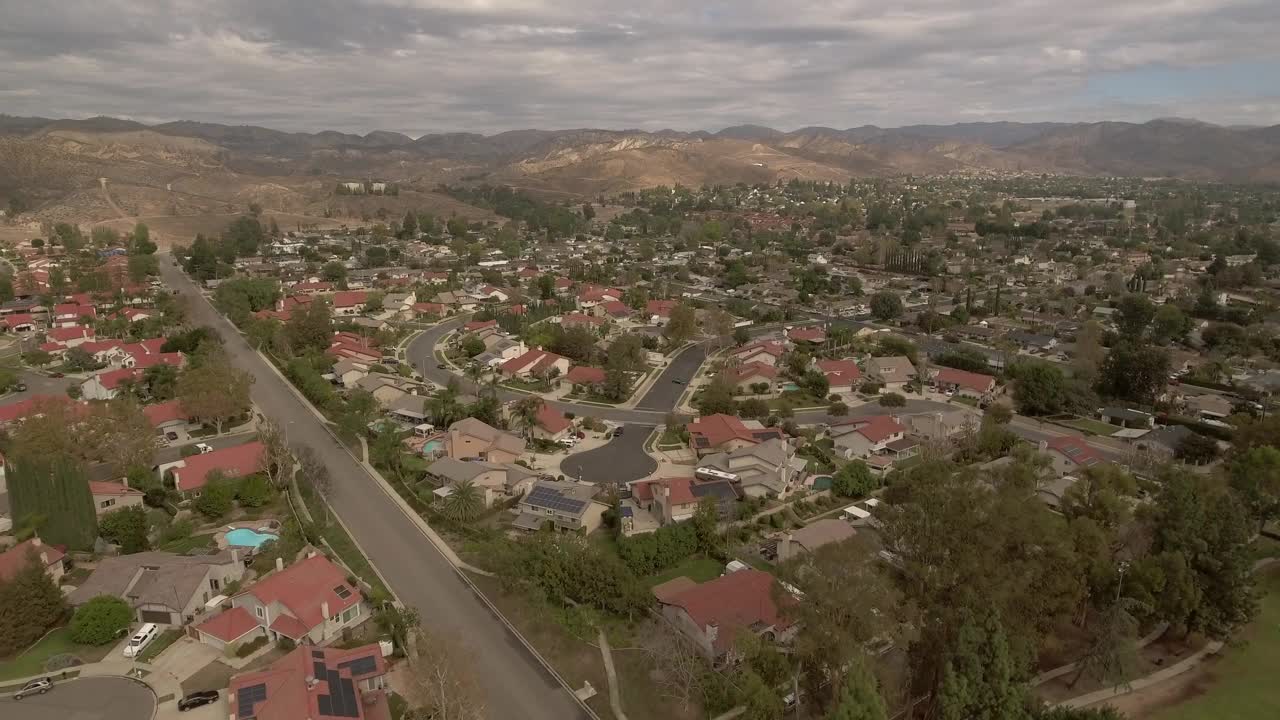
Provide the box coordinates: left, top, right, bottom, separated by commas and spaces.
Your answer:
930, 366, 998, 401
529, 402, 573, 441
628, 476, 738, 529
355, 374, 420, 409
730, 341, 786, 367
500, 348, 570, 380
1184, 393, 1234, 420
865, 356, 917, 392
906, 409, 978, 442
653, 569, 796, 661
512, 480, 607, 533
829, 415, 906, 460
80, 368, 141, 400
225, 643, 392, 720
0, 537, 65, 584
727, 362, 777, 396
3, 313, 37, 333
645, 299, 678, 325
787, 326, 826, 345
333, 359, 369, 389
205, 552, 366, 647
90, 480, 145, 515
686, 413, 785, 457
1040, 436, 1101, 477
560, 312, 607, 332
1099, 407, 1155, 429
565, 365, 607, 392
426, 457, 537, 507
464, 319, 498, 334
445, 418, 525, 463
602, 300, 631, 320
331, 291, 369, 316
163, 441, 267, 497
777, 518, 857, 562
816, 358, 861, 396
51, 303, 96, 328
47, 325, 94, 348
1133, 425, 1195, 458
69, 549, 245, 626
411, 302, 446, 320
143, 399, 194, 441
1008, 330, 1058, 353
700, 438, 802, 498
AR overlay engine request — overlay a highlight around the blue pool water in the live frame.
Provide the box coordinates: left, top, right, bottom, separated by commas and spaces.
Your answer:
781, 382, 800, 392
422, 439, 443, 454
225, 528, 279, 549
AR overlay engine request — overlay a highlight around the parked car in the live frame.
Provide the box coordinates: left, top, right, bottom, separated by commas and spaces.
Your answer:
13, 382, 27, 392
122, 623, 160, 658
194, 443, 214, 454
50, 372, 64, 378
13, 678, 52, 700
672, 378, 685, 385
178, 690, 220, 711
437, 363, 448, 369
557, 437, 578, 447
613, 427, 624, 438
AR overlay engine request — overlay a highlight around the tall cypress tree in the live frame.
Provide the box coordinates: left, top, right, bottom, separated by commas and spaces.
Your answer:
0, 551, 68, 655
7, 453, 98, 551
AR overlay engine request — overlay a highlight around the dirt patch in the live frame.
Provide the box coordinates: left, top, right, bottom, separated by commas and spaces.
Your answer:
1095, 662, 1217, 718
180, 660, 235, 695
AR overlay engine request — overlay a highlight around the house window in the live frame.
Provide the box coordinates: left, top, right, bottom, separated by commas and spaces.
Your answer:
210, 578, 220, 591
254, 606, 265, 620
342, 605, 360, 623
100, 498, 116, 508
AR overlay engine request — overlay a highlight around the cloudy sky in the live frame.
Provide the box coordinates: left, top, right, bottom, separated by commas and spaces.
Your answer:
2, 0, 1278, 136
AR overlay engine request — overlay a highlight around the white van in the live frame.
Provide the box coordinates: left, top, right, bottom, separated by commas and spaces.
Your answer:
122, 623, 159, 658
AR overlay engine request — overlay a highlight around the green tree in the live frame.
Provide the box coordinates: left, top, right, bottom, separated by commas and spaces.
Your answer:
99, 506, 150, 553
1013, 362, 1071, 416
1114, 294, 1156, 339
401, 210, 418, 238
1227, 447, 1280, 531
236, 475, 274, 508
869, 291, 904, 321
733, 326, 751, 345
461, 335, 486, 357
177, 349, 252, 435
6, 452, 97, 550
321, 261, 348, 285
697, 374, 738, 416
878, 392, 905, 407
285, 298, 334, 353
665, 303, 698, 345
936, 610, 1030, 720
1097, 343, 1169, 405
1150, 304, 1189, 344
0, 550, 68, 656
70, 595, 133, 645
194, 475, 237, 519
832, 460, 876, 498
826, 657, 887, 720
439, 480, 485, 523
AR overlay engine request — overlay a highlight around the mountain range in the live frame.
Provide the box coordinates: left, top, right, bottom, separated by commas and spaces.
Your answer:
2, 115, 1279, 240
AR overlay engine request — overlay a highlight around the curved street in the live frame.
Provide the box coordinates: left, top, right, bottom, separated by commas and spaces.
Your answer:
0, 677, 155, 720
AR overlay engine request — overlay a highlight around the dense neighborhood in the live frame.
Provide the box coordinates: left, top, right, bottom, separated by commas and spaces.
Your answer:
0, 174, 1279, 720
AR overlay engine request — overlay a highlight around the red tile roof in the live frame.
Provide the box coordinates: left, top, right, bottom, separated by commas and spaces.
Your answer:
143, 399, 188, 427
239, 554, 361, 634
686, 412, 762, 445
48, 326, 93, 342
566, 366, 607, 385
92, 367, 142, 390
837, 415, 905, 443
411, 302, 445, 316
332, 290, 368, 308
733, 341, 785, 361
228, 644, 387, 720
728, 362, 777, 385
0, 395, 74, 424
633, 477, 697, 506
500, 348, 567, 376
535, 402, 572, 435
646, 299, 677, 317
53, 303, 96, 320
131, 352, 184, 370
197, 606, 260, 643
788, 326, 826, 343
934, 367, 997, 393
4, 313, 35, 330
88, 481, 144, 498
464, 319, 498, 332
269, 614, 310, 640
602, 300, 631, 317
816, 358, 861, 385
0, 539, 65, 583
171, 441, 267, 492
1045, 436, 1101, 467
661, 570, 792, 655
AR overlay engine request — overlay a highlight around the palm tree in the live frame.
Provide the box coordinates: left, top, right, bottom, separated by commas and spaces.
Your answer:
439, 480, 484, 523
512, 396, 544, 440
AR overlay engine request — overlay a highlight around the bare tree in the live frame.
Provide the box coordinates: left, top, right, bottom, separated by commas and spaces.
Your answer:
640, 624, 710, 713
402, 627, 487, 720
296, 446, 332, 523
259, 417, 296, 489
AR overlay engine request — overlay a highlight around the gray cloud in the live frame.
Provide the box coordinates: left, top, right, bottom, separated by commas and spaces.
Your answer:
0, 0, 1278, 134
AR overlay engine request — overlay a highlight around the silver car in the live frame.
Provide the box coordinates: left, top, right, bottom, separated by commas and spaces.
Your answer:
14, 677, 52, 700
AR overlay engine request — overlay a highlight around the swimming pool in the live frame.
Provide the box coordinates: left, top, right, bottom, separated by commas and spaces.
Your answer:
225, 528, 279, 549
422, 439, 443, 455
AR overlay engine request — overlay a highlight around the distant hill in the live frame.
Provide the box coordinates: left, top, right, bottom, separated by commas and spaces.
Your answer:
2, 114, 1279, 233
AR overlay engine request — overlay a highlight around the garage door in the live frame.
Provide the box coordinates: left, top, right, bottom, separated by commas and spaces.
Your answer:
140, 610, 172, 624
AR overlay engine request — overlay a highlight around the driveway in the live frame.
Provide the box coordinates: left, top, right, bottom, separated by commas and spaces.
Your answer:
0, 677, 155, 720
562, 425, 658, 485
150, 637, 220, 684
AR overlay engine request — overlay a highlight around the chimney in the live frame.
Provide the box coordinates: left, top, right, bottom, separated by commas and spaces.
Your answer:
1037, 440, 1048, 452
230, 548, 240, 565
121, 475, 129, 489
306, 676, 318, 689
275, 557, 284, 572
322, 601, 330, 621
39, 551, 49, 565
31, 537, 42, 548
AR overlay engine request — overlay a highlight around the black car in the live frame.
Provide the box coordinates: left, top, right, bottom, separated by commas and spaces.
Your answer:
672, 378, 685, 385
437, 363, 448, 369
613, 427, 624, 437
14, 383, 27, 392
178, 690, 219, 711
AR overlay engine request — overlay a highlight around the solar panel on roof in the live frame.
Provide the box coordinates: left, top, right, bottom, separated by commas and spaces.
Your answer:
238, 683, 267, 719
314, 660, 326, 677
337, 655, 378, 676
341, 678, 358, 716
334, 585, 352, 600
318, 695, 332, 716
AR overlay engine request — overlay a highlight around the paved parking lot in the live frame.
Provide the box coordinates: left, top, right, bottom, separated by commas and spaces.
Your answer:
0, 677, 155, 720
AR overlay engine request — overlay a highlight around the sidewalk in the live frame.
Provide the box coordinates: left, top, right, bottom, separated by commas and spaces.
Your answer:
3, 655, 184, 719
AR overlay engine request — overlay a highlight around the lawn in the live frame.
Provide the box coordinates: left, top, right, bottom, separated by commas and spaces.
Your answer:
644, 556, 723, 589
769, 391, 825, 410
0, 627, 113, 681
1060, 418, 1123, 437
160, 532, 216, 554
136, 629, 182, 664
1153, 568, 1280, 720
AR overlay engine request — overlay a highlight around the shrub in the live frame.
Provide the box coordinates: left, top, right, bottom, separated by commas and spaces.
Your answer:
45, 653, 82, 671
236, 475, 273, 508
235, 635, 269, 658
70, 595, 133, 645
879, 392, 906, 407
194, 477, 236, 519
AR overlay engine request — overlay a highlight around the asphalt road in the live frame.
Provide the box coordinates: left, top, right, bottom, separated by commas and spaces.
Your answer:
0, 677, 155, 720
633, 343, 708, 411
563, 425, 658, 485
159, 258, 588, 720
